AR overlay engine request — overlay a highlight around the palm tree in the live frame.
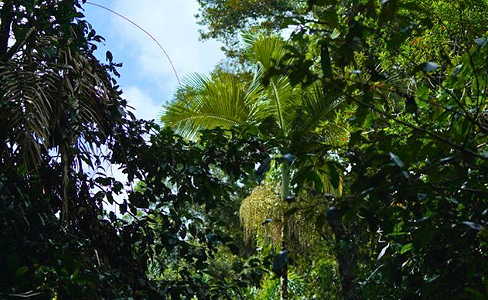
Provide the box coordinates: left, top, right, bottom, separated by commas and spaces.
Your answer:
162, 34, 347, 299
0, 2, 124, 224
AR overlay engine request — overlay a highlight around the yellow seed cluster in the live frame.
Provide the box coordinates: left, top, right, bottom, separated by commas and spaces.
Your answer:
239, 184, 331, 250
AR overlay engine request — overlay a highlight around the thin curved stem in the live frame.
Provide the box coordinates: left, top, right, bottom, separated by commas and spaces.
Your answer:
85, 1, 181, 84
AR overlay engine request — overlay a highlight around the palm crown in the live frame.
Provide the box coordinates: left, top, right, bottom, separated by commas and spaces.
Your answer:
162, 34, 344, 140
162, 33, 348, 299
162, 33, 346, 239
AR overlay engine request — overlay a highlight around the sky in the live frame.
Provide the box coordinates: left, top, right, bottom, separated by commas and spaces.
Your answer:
81, 1, 225, 208
83, 0, 224, 122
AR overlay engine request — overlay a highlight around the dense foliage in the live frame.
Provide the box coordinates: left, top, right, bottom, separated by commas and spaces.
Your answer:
1, 0, 487, 299
0, 1, 268, 299
193, 0, 488, 299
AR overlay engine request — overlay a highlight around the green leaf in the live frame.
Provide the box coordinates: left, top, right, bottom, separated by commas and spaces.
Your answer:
400, 243, 413, 254
330, 28, 341, 40
15, 266, 29, 277
326, 161, 341, 189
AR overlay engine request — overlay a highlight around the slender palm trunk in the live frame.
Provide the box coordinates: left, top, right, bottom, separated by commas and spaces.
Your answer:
60, 143, 72, 225
280, 163, 290, 300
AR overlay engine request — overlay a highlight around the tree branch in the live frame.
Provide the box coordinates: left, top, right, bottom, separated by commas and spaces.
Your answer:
350, 94, 487, 160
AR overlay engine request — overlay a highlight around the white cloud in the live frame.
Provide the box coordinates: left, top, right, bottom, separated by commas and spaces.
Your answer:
110, 0, 224, 85
123, 86, 162, 121
85, 0, 224, 120
82, 2, 220, 215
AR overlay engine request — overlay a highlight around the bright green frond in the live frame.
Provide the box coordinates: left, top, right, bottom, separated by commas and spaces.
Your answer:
298, 83, 345, 134
259, 76, 298, 136
244, 34, 288, 70
162, 72, 263, 138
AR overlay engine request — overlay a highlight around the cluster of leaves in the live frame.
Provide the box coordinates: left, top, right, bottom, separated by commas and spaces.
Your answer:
0, 1, 273, 299
3, 0, 486, 298
195, 0, 488, 298
162, 33, 348, 297
196, 0, 307, 57
339, 42, 488, 299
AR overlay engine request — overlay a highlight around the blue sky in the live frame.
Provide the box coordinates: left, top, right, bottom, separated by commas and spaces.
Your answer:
83, 0, 224, 121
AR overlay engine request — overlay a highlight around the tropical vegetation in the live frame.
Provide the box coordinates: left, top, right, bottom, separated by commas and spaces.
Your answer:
1, 0, 487, 299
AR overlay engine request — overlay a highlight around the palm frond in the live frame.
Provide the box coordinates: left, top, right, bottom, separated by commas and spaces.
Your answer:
316, 121, 350, 146
162, 72, 263, 138
0, 63, 58, 165
1, 39, 123, 168
257, 76, 299, 136
298, 83, 345, 135
244, 34, 288, 70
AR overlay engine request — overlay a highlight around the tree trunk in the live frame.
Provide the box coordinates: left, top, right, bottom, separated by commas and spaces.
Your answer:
280, 263, 288, 300
326, 207, 361, 300
0, 0, 14, 59
280, 163, 290, 300
61, 143, 72, 225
